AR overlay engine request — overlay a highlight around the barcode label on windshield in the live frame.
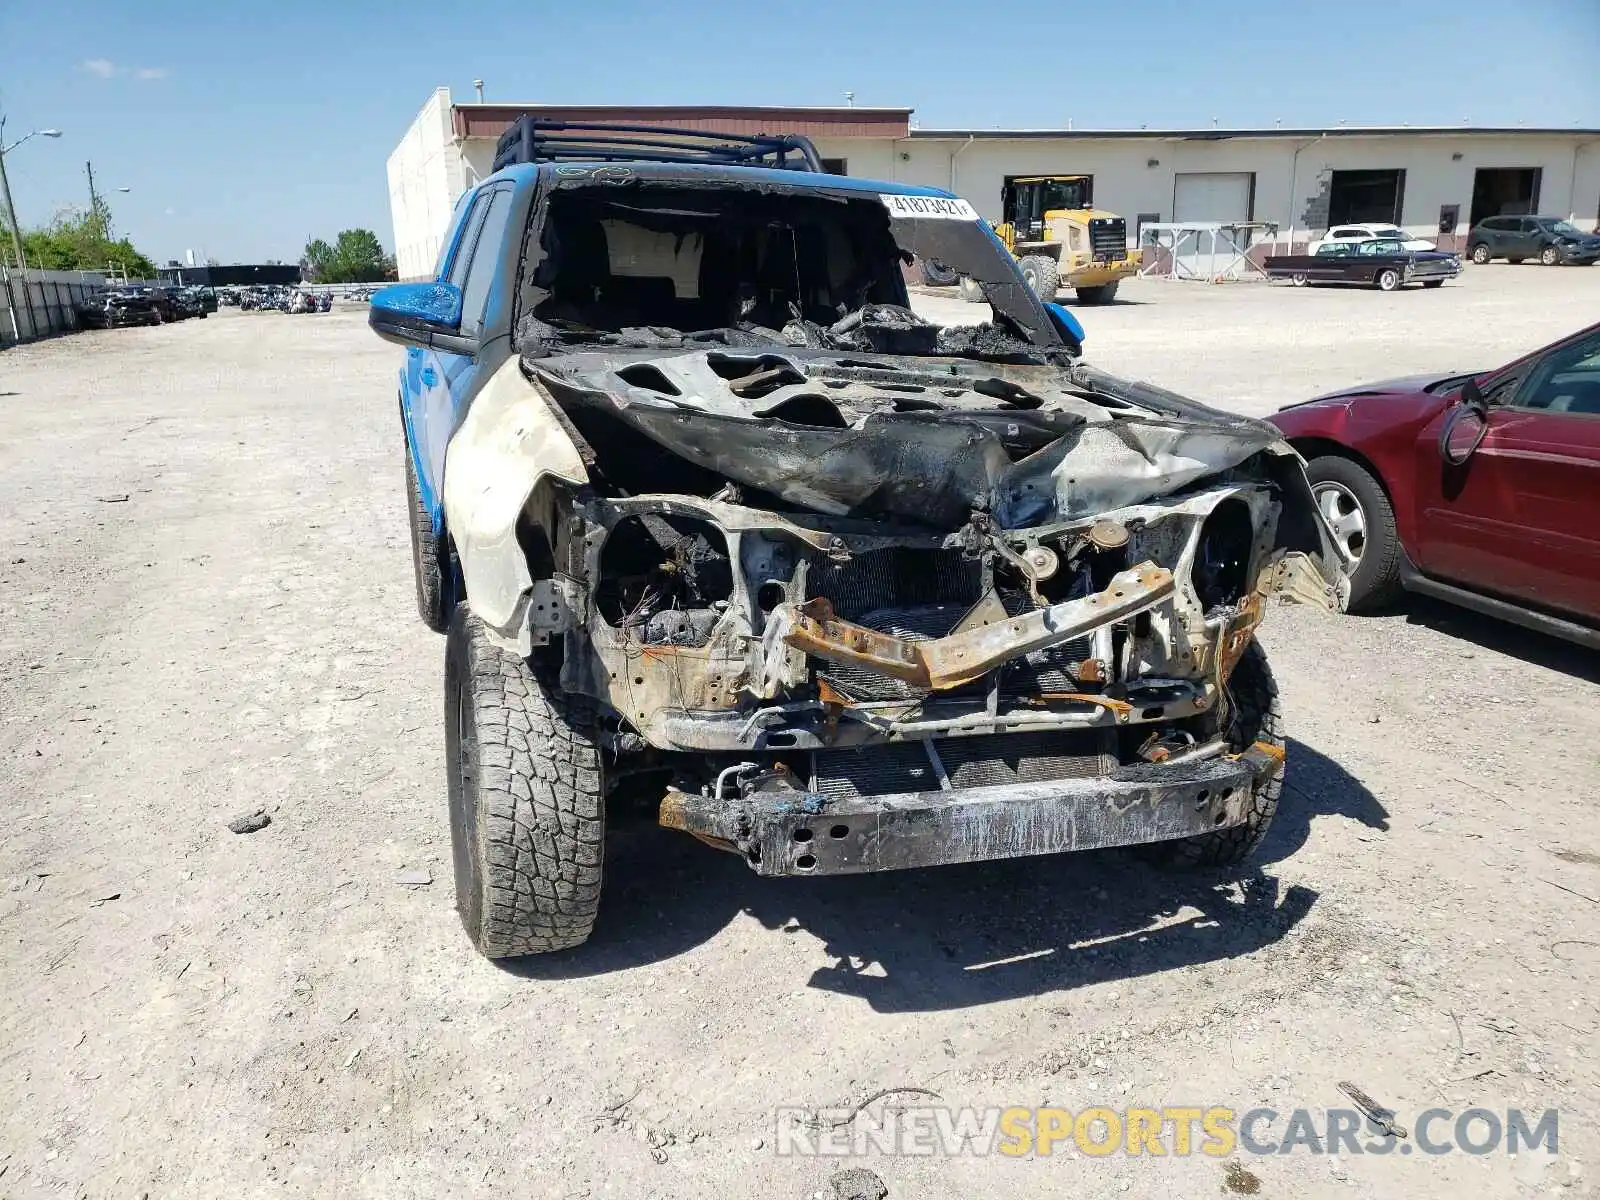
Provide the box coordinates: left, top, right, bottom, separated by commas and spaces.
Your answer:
880, 194, 979, 221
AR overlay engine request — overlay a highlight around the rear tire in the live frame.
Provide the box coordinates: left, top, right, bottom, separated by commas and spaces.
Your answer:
1539, 245, 1561, 266
918, 259, 959, 287
406, 447, 452, 633
1469, 243, 1491, 264
1376, 268, 1401, 291
1290, 272, 1308, 287
1146, 642, 1282, 869
1076, 282, 1120, 304
1303, 455, 1401, 612
446, 605, 605, 959
1018, 255, 1060, 300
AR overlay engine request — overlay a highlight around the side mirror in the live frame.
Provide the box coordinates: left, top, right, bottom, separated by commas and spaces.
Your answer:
1044, 302, 1085, 354
1439, 379, 1489, 466
369, 282, 473, 353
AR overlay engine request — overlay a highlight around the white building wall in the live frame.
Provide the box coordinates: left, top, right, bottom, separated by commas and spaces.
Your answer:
387, 89, 470, 280
392, 106, 1600, 279
896, 133, 1600, 248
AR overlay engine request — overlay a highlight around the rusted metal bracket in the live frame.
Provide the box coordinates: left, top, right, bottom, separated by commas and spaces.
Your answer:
780, 561, 1175, 691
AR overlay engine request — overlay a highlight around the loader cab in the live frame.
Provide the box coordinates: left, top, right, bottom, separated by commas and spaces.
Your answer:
1003, 175, 1095, 240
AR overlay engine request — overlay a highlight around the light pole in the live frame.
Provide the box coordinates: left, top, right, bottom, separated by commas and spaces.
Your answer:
0, 119, 63, 270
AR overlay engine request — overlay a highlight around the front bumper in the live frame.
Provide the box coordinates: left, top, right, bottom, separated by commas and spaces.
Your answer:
1066, 254, 1140, 288
660, 743, 1283, 877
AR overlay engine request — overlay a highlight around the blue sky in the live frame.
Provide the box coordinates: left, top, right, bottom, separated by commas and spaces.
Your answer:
2, 0, 1596, 264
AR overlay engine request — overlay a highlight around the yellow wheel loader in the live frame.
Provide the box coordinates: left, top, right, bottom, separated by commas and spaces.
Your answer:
960, 176, 1140, 305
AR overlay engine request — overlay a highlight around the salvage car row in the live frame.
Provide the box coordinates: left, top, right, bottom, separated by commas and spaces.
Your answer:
74, 284, 215, 329
367, 118, 1599, 961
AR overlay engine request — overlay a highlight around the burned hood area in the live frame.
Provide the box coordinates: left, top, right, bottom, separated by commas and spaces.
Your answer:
527, 347, 1289, 531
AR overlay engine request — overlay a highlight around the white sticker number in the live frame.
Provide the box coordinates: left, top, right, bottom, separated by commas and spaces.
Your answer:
880, 193, 979, 221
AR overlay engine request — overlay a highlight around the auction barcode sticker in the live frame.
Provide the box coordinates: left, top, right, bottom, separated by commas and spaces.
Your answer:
880, 194, 979, 220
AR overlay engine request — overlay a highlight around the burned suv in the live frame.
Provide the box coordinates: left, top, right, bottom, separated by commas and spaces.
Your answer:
372, 120, 1340, 959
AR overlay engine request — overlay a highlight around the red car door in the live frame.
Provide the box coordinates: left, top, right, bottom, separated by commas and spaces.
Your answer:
1411, 327, 1600, 622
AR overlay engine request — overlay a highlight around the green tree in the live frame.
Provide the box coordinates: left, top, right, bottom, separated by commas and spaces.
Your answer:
20, 203, 155, 278
300, 229, 392, 283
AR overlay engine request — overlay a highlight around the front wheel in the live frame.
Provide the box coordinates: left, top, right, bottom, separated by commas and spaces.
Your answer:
1376, 268, 1401, 291
1539, 245, 1561, 266
1076, 281, 1120, 304
1145, 642, 1283, 868
1470, 243, 1491, 264
1304, 455, 1401, 612
1018, 255, 1060, 300
446, 605, 606, 959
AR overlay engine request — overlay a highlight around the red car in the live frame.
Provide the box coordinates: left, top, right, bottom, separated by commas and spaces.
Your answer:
1268, 322, 1600, 649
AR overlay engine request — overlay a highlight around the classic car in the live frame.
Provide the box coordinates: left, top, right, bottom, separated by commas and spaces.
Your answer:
1269, 321, 1600, 649
1264, 239, 1462, 290
1309, 223, 1435, 253
1466, 216, 1600, 266
368, 118, 1342, 959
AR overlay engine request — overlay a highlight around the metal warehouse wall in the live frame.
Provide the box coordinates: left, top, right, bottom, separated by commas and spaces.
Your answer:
388, 89, 473, 280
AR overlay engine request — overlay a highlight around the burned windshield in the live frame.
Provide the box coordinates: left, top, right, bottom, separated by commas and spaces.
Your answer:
515, 182, 1060, 359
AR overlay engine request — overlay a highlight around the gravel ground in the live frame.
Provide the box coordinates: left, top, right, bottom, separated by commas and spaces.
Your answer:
2, 267, 1598, 1200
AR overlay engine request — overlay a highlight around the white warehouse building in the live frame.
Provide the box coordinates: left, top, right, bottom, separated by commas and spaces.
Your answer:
388, 87, 1600, 280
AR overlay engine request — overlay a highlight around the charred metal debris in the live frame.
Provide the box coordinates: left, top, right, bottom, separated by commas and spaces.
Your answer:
452, 177, 1341, 873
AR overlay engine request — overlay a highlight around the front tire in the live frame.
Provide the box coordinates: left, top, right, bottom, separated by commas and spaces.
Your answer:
1539, 245, 1561, 266
1018, 255, 1060, 300
1147, 642, 1282, 868
1076, 282, 1120, 304
1304, 455, 1401, 612
446, 606, 605, 959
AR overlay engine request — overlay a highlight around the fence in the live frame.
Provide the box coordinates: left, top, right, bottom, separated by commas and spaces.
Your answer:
0, 267, 112, 347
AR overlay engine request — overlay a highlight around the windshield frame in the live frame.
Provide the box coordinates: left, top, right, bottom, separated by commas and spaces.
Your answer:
515, 176, 1066, 358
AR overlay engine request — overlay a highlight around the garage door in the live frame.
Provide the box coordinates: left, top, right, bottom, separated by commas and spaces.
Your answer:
1173, 172, 1254, 223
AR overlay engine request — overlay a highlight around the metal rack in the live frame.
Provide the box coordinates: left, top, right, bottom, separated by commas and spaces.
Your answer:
491, 117, 823, 173
1137, 221, 1281, 282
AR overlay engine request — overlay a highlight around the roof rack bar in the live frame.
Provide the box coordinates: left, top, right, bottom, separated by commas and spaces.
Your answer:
492, 116, 823, 173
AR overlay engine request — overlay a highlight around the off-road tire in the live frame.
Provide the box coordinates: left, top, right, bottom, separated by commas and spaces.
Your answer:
1469, 243, 1491, 264
1539, 244, 1561, 266
1018, 255, 1060, 300
1076, 282, 1120, 304
1146, 642, 1283, 869
958, 275, 986, 303
1304, 455, 1401, 612
445, 605, 605, 958
405, 449, 452, 633
1376, 268, 1401, 292
919, 259, 959, 287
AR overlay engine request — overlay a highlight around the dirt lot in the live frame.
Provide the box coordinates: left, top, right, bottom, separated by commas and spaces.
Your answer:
3, 267, 1598, 1200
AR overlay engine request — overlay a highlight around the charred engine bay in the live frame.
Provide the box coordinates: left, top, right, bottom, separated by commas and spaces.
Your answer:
526, 345, 1284, 530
